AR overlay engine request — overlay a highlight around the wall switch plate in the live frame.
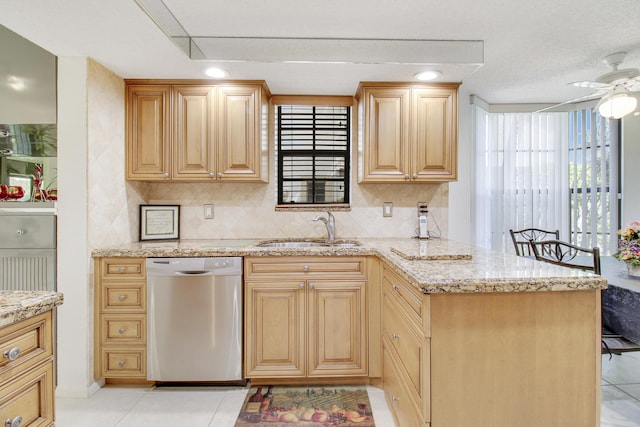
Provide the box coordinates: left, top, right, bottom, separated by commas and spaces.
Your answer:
204, 204, 214, 219
417, 202, 428, 216
383, 202, 393, 217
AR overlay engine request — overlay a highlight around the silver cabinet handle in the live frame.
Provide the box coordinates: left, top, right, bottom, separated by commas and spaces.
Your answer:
303, 265, 309, 272
5, 416, 22, 427
118, 328, 126, 334
15, 229, 25, 236
412, 173, 417, 180
118, 360, 126, 367
299, 284, 305, 289
404, 174, 410, 180
392, 333, 400, 340
208, 172, 215, 178
118, 267, 126, 273
118, 295, 126, 301
3, 347, 20, 361
391, 396, 400, 402
163, 172, 169, 178
217, 172, 222, 178
391, 284, 399, 291
309, 284, 315, 289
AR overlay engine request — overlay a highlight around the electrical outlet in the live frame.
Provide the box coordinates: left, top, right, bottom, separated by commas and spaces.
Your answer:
383, 202, 393, 217
204, 204, 214, 219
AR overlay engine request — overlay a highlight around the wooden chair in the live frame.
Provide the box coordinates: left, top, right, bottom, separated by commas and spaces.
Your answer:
509, 228, 560, 256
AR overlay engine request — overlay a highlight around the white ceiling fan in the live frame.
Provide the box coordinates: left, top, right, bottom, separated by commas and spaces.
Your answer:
538, 52, 640, 118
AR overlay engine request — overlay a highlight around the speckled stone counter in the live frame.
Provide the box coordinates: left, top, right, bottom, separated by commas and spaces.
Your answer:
0, 291, 64, 328
92, 237, 607, 294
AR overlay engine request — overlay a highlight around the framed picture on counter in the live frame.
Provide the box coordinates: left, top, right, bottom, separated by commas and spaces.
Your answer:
139, 205, 180, 241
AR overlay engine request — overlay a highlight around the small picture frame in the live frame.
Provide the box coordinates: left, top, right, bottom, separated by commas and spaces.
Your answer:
139, 205, 180, 241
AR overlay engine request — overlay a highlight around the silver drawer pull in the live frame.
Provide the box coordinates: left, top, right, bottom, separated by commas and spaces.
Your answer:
118, 360, 126, 367
118, 295, 127, 301
392, 396, 400, 402
303, 265, 309, 272
3, 347, 20, 361
15, 229, 26, 236
118, 328, 126, 334
392, 333, 400, 340
309, 284, 315, 289
118, 267, 126, 273
5, 416, 22, 427
299, 284, 305, 289
391, 284, 399, 291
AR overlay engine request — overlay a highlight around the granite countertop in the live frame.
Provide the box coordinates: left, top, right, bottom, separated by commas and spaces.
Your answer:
91, 237, 608, 294
0, 291, 64, 328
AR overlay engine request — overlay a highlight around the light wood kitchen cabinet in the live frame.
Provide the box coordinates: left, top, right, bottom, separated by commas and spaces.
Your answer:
125, 84, 171, 180
125, 80, 269, 182
382, 263, 601, 427
94, 257, 147, 380
244, 257, 368, 379
357, 82, 459, 183
0, 311, 55, 427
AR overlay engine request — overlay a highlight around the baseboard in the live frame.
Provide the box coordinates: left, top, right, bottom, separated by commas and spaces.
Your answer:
55, 379, 103, 398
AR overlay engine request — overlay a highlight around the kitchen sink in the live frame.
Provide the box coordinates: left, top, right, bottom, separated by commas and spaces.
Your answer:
257, 240, 360, 248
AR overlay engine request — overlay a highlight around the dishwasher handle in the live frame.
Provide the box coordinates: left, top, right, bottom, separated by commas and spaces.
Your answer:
175, 270, 211, 276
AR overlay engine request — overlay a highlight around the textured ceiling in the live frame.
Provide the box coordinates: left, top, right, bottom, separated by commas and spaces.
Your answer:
1, 0, 640, 105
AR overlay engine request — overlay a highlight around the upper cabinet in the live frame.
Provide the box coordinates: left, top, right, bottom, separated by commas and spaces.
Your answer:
356, 82, 459, 183
125, 80, 269, 182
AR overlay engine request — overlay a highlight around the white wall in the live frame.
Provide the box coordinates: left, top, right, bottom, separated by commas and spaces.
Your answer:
55, 57, 96, 397
622, 114, 640, 226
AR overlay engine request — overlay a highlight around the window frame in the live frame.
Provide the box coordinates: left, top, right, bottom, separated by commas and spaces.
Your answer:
272, 95, 353, 209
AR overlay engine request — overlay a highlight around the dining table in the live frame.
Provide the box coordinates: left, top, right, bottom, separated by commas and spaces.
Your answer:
600, 256, 640, 345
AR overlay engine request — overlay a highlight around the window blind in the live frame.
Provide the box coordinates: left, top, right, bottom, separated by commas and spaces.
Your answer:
277, 105, 350, 205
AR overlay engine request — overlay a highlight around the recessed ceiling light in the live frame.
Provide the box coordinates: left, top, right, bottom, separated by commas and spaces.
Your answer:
204, 67, 228, 78
414, 71, 441, 81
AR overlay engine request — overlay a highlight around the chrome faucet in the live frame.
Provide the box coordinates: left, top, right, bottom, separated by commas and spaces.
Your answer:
312, 211, 336, 242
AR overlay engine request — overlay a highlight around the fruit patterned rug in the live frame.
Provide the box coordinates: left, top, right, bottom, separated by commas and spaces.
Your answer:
234, 385, 375, 426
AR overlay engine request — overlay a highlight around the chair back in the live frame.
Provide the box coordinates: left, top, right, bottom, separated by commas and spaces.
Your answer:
509, 228, 560, 256
529, 239, 601, 275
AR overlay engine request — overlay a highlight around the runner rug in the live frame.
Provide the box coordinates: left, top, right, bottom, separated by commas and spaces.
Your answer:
234, 385, 375, 426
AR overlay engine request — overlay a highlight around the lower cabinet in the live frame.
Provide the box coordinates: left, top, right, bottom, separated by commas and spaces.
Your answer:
0, 311, 55, 427
244, 257, 368, 379
94, 257, 147, 380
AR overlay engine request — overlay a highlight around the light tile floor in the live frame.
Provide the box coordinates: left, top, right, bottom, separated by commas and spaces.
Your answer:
55, 352, 640, 427
55, 384, 395, 427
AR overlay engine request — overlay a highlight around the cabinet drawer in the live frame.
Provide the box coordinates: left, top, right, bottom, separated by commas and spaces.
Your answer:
383, 265, 429, 333
0, 312, 52, 384
101, 284, 146, 312
383, 345, 426, 427
100, 315, 146, 345
100, 348, 146, 377
383, 293, 429, 407
246, 257, 365, 278
99, 258, 145, 280
0, 358, 54, 427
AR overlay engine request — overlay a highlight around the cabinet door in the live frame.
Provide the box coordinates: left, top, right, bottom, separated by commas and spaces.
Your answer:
245, 280, 306, 377
307, 280, 367, 376
126, 85, 171, 180
217, 85, 264, 181
172, 86, 215, 180
359, 87, 410, 182
412, 87, 457, 181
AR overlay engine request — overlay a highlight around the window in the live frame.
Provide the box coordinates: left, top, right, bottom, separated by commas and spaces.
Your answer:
568, 109, 620, 254
276, 103, 350, 205
473, 103, 621, 255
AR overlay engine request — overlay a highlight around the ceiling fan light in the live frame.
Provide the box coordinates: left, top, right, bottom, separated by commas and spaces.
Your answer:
414, 70, 441, 81
598, 92, 637, 119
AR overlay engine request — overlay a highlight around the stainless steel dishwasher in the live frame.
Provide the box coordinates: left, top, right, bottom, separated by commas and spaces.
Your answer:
146, 257, 243, 382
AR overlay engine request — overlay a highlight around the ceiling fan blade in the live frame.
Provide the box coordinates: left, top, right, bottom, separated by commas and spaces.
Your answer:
535, 93, 604, 113
569, 80, 611, 89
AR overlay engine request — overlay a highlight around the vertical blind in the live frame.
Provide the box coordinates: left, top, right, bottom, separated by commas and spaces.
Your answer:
277, 105, 350, 205
473, 106, 570, 252
568, 109, 619, 254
